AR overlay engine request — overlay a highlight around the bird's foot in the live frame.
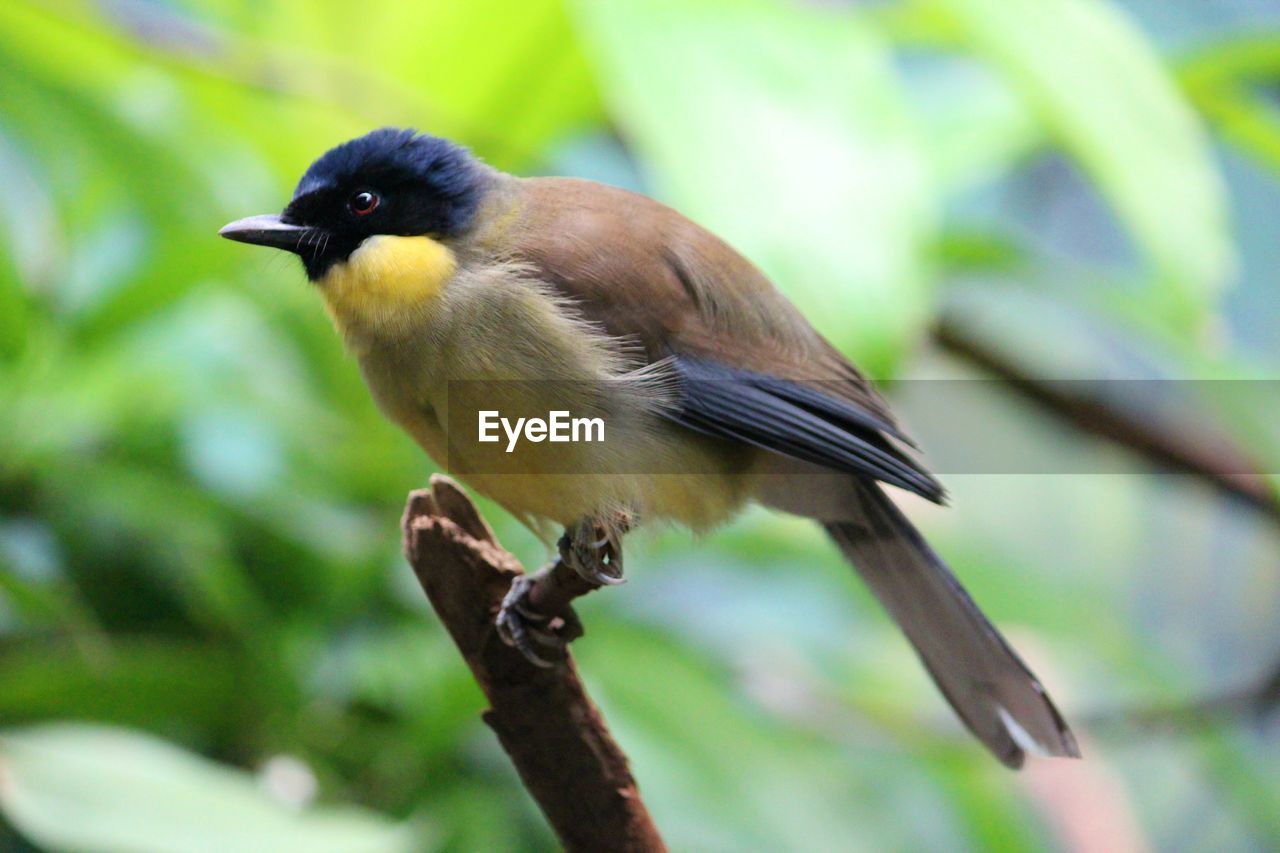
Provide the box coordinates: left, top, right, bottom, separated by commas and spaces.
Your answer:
495, 517, 627, 666
495, 572, 583, 668
560, 521, 625, 587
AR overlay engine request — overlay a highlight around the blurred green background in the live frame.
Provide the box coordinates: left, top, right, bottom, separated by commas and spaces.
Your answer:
2, 0, 1279, 850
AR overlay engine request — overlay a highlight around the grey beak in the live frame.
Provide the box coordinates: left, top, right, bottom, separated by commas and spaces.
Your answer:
219, 214, 313, 252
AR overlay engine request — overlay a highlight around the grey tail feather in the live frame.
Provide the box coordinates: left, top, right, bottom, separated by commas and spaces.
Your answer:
825, 481, 1080, 768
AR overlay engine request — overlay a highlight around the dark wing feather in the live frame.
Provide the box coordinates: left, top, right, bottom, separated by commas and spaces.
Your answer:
669, 356, 945, 503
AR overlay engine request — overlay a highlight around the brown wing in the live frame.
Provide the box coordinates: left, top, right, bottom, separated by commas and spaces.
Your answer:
503, 177, 940, 499
509, 179, 898, 420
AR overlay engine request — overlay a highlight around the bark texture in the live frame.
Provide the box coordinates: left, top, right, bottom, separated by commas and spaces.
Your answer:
401, 475, 665, 853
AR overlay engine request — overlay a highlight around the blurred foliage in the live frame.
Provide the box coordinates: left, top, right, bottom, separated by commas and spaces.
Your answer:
1, 724, 417, 852
0, 0, 1279, 850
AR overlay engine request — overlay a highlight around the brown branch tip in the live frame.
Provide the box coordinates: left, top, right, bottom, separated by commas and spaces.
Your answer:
401, 474, 666, 853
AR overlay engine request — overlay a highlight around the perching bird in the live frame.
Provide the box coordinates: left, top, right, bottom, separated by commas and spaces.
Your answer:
221, 128, 1078, 767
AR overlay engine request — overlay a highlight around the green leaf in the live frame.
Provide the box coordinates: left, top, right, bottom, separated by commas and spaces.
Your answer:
176, 0, 602, 170
0, 640, 233, 730
903, 56, 1044, 194
932, 0, 1235, 325
1179, 34, 1280, 174
0, 724, 420, 853
573, 0, 935, 376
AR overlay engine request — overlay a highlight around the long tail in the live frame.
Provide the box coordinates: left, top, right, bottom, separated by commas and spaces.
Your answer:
825, 481, 1079, 768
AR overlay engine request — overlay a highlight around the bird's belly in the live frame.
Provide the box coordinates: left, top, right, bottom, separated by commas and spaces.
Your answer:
442, 385, 756, 529
353, 260, 758, 533
461, 466, 756, 533
373, 377, 755, 531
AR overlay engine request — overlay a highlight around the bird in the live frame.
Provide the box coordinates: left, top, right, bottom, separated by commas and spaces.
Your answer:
220, 127, 1079, 768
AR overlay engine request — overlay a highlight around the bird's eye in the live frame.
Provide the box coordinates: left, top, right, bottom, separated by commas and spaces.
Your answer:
349, 190, 380, 216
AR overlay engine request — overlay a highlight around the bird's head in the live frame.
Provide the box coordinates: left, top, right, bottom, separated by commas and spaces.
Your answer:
220, 128, 487, 281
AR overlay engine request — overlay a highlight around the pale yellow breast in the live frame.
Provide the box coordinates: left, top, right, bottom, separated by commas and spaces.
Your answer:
329, 246, 758, 534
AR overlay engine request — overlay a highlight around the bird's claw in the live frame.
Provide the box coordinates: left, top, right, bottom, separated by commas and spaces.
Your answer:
561, 524, 625, 586
495, 573, 582, 667
495, 575, 555, 667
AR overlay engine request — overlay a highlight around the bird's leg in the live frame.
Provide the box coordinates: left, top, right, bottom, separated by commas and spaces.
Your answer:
495, 514, 632, 667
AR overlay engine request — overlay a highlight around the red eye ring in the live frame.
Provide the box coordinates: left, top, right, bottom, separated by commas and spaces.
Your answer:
349, 190, 379, 216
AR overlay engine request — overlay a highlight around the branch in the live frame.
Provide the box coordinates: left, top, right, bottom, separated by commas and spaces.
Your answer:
933, 319, 1280, 522
1081, 659, 1280, 734
400, 475, 666, 853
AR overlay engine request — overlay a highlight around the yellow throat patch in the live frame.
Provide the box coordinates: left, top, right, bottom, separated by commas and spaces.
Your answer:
319, 234, 456, 339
